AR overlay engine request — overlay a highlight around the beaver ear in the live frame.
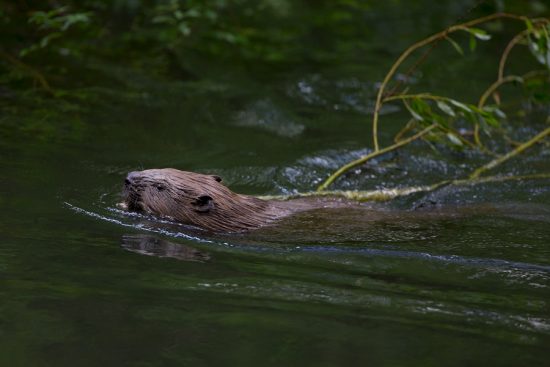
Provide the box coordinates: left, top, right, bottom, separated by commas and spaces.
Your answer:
193, 195, 214, 213
211, 175, 222, 182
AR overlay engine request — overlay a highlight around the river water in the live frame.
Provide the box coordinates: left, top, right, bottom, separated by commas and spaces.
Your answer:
1, 1, 550, 366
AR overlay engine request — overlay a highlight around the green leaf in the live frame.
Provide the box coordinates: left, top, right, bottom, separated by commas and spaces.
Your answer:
40, 32, 61, 48
446, 132, 463, 146
445, 37, 463, 55
449, 99, 472, 112
489, 107, 507, 119
214, 31, 238, 43
432, 113, 449, 129
204, 10, 218, 21
474, 107, 500, 128
152, 15, 173, 24
436, 101, 455, 117
466, 27, 492, 41
482, 105, 507, 119
481, 113, 499, 127
469, 34, 477, 52
19, 44, 39, 57
403, 99, 424, 121
60, 13, 91, 31
185, 8, 201, 18
525, 18, 534, 33
178, 22, 191, 36
528, 33, 548, 65
410, 97, 432, 119
463, 111, 478, 126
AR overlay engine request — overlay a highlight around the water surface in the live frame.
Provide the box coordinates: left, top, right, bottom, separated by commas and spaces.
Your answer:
1, 1, 550, 366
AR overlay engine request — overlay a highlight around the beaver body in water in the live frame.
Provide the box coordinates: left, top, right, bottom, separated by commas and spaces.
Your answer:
123, 168, 352, 232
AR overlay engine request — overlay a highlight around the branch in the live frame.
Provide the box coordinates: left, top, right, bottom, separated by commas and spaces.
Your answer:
0, 50, 54, 95
384, 93, 451, 103
469, 127, 550, 179
394, 119, 416, 142
372, 13, 528, 151
478, 75, 523, 108
498, 30, 528, 80
265, 173, 550, 202
317, 124, 437, 191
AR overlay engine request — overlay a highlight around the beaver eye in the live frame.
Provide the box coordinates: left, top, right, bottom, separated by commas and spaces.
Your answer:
153, 184, 166, 191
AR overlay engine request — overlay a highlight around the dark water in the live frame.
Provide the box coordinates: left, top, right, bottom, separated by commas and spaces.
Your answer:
2, 2, 550, 366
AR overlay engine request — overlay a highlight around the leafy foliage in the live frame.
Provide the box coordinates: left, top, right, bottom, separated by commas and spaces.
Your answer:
526, 21, 550, 67
390, 18, 550, 152
318, 12, 550, 190
1, 1, 549, 152
20, 7, 92, 58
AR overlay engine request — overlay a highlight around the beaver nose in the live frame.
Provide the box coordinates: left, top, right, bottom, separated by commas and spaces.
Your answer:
125, 171, 140, 186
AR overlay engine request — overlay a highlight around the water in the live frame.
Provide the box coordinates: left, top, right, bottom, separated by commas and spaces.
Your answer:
2, 1, 550, 366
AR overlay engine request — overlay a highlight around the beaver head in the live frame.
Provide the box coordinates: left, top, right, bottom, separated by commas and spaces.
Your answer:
123, 168, 278, 232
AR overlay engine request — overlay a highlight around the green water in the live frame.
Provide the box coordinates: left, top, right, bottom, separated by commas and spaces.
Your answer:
2, 1, 550, 366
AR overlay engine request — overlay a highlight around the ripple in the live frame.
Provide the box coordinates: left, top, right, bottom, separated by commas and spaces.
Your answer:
234, 99, 305, 137
286, 74, 399, 115
64, 202, 213, 244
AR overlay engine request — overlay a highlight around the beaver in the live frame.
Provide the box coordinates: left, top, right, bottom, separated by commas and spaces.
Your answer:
122, 168, 351, 232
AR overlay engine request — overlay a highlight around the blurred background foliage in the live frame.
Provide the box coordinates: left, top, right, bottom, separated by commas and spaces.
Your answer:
0, 0, 548, 142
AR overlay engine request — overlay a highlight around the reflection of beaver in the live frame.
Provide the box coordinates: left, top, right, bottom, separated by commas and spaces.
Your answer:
121, 234, 210, 262
122, 168, 351, 232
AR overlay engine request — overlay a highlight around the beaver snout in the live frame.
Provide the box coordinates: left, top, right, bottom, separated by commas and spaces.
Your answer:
125, 171, 140, 187
123, 171, 144, 211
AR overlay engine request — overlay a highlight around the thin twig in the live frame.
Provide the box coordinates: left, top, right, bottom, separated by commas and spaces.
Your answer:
522, 69, 550, 80
473, 123, 485, 151
0, 50, 54, 94
384, 93, 451, 103
469, 127, 550, 179
394, 119, 416, 142
317, 124, 437, 191
498, 30, 528, 80
383, 0, 489, 99
478, 75, 524, 108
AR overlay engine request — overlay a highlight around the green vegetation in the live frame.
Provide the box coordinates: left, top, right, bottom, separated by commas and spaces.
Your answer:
0, 0, 325, 97
1, 0, 389, 141
317, 13, 550, 193
1, 1, 549, 191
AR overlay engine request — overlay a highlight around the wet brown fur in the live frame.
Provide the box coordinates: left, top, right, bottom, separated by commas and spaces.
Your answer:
123, 168, 304, 232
